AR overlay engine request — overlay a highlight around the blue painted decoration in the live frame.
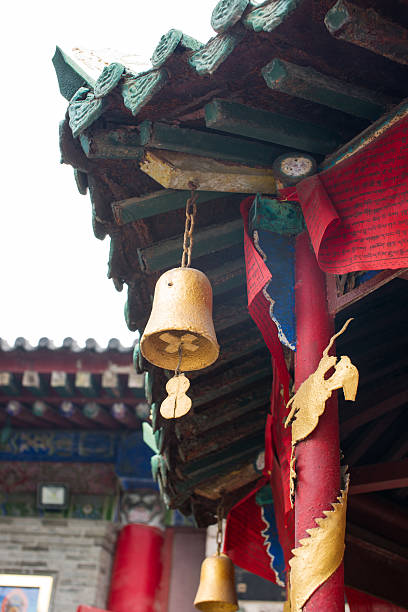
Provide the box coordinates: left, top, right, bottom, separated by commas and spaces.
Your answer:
115, 432, 156, 490
0, 430, 121, 462
254, 229, 296, 349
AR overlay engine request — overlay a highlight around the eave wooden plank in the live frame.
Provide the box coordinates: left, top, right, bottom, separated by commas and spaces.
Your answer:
137, 218, 243, 272
139, 121, 283, 165
262, 58, 392, 120
249, 193, 304, 235
192, 367, 271, 409
205, 98, 344, 154
213, 294, 250, 331
179, 412, 266, 463
321, 98, 408, 171
140, 149, 276, 193
325, 0, 408, 66
176, 388, 267, 440
349, 459, 408, 495
112, 189, 230, 224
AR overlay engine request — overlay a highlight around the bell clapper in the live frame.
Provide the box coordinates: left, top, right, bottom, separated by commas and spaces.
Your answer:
160, 345, 192, 419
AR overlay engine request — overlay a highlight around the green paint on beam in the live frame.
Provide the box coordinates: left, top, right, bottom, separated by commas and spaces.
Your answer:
137, 218, 243, 273
139, 121, 283, 166
79, 127, 144, 160
112, 189, 232, 224
262, 58, 391, 121
207, 258, 246, 296
205, 98, 344, 154
249, 194, 305, 235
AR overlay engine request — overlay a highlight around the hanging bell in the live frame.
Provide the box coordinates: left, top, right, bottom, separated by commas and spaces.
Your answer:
140, 267, 219, 371
194, 553, 239, 612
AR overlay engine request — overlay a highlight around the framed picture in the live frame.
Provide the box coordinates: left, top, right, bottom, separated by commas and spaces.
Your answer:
0, 574, 54, 612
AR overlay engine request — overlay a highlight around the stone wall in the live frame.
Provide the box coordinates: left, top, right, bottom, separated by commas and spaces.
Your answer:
0, 517, 117, 611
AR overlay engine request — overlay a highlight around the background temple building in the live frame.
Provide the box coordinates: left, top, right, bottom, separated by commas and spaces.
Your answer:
2, 0, 408, 610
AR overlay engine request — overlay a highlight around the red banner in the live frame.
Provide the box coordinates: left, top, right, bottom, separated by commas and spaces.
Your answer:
224, 199, 294, 585
282, 115, 408, 273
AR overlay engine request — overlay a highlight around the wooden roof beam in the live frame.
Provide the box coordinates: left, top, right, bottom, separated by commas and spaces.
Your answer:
340, 388, 408, 439
262, 57, 393, 120
112, 189, 234, 225
322, 98, 408, 170
204, 98, 345, 154
137, 218, 243, 273
207, 258, 246, 296
213, 294, 250, 332
178, 409, 266, 463
140, 149, 276, 193
345, 525, 408, 608
345, 408, 404, 466
349, 459, 408, 495
176, 384, 269, 440
79, 126, 144, 160
138, 121, 283, 166
325, 0, 408, 66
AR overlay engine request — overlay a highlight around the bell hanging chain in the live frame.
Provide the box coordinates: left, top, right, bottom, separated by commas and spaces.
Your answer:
216, 501, 224, 556
181, 188, 198, 268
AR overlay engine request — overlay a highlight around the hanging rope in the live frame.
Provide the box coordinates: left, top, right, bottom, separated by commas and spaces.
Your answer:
181, 186, 198, 268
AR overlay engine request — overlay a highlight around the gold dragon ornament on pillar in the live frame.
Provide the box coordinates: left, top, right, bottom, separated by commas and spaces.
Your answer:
140, 189, 219, 419
284, 318, 359, 612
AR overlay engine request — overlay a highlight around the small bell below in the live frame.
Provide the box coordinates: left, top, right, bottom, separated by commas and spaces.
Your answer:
140, 267, 219, 371
194, 553, 239, 612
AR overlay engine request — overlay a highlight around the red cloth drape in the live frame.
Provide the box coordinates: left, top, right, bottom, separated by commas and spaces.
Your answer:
224, 198, 294, 584
281, 115, 408, 273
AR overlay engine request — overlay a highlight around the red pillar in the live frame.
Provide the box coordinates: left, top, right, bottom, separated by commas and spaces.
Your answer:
108, 524, 165, 612
294, 232, 343, 611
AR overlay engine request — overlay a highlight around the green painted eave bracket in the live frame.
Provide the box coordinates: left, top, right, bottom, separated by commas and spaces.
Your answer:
256, 484, 273, 506
249, 194, 305, 236
205, 98, 345, 155
53, 46, 96, 100
138, 120, 282, 166
143, 421, 159, 453
137, 217, 243, 273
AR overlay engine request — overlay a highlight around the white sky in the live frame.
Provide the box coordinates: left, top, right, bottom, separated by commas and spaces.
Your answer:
0, 0, 216, 347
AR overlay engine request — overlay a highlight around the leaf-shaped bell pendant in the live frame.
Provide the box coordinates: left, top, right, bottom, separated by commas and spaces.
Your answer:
140, 267, 219, 371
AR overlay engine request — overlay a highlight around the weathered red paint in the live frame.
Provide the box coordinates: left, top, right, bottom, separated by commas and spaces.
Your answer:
108, 524, 165, 612
294, 231, 343, 611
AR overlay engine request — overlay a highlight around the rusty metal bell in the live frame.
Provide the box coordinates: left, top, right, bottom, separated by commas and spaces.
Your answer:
140, 267, 219, 371
194, 553, 239, 612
